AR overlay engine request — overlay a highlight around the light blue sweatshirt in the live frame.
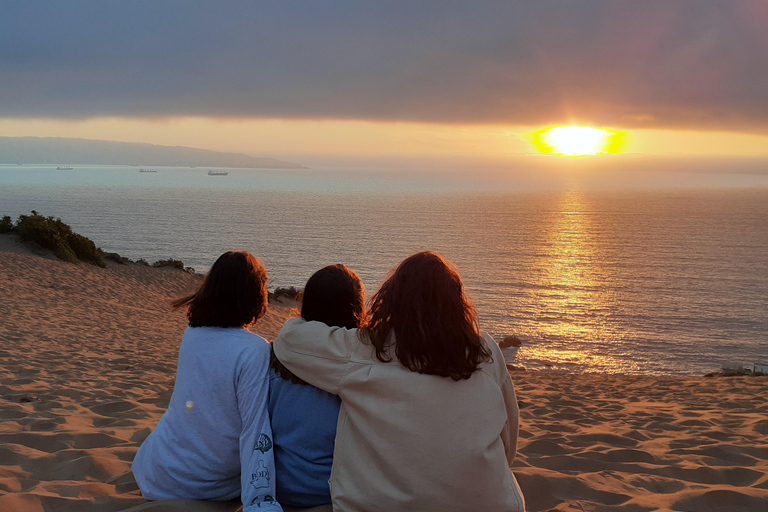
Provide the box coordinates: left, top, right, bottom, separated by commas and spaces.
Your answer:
132, 327, 282, 511
268, 366, 341, 508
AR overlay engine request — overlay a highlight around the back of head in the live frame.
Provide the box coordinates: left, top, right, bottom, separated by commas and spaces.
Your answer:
173, 251, 268, 328
272, 264, 365, 385
301, 264, 366, 329
364, 251, 490, 380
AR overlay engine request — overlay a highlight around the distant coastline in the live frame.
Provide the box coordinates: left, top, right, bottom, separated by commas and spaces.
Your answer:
0, 136, 305, 169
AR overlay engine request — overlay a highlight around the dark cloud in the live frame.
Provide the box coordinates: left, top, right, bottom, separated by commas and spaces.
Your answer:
2, 1, 768, 132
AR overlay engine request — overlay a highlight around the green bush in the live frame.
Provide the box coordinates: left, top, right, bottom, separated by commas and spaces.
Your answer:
7, 211, 182, 270
153, 258, 185, 270
0, 216, 12, 233
54, 238, 79, 263
12, 211, 105, 266
16, 212, 71, 251
67, 232, 106, 267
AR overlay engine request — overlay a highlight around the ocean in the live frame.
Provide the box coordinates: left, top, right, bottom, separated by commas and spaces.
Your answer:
2, 163, 767, 376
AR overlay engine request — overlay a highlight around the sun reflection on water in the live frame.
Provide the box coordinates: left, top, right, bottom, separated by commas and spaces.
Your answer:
516, 190, 625, 372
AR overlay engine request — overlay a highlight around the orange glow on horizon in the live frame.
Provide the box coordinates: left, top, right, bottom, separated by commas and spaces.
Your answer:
2, 117, 768, 163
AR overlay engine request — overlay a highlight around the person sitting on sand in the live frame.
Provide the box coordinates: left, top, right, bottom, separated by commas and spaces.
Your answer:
132, 251, 281, 511
273, 251, 525, 512
269, 264, 365, 510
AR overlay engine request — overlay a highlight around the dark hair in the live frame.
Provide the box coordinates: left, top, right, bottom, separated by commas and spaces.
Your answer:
362, 251, 491, 381
172, 251, 268, 328
271, 264, 365, 385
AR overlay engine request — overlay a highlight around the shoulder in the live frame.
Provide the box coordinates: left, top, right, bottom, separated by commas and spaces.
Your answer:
234, 329, 271, 360
270, 371, 341, 405
478, 332, 510, 385
234, 328, 269, 346
183, 326, 270, 356
483, 332, 505, 361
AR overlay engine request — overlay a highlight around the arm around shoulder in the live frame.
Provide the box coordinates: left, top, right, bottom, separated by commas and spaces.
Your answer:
272, 317, 357, 394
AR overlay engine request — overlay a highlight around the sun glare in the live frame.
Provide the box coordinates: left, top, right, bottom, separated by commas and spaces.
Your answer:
526, 126, 628, 156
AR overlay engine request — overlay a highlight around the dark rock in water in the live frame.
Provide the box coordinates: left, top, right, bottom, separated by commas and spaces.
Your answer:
500, 336, 522, 348
506, 364, 526, 372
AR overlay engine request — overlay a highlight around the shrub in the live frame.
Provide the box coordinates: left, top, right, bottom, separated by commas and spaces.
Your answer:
15, 213, 74, 260
0, 216, 12, 233
269, 286, 303, 304
53, 238, 79, 263
104, 252, 132, 265
12, 211, 103, 266
6, 211, 189, 272
67, 232, 106, 267
275, 286, 301, 299
273, 286, 303, 299
153, 258, 185, 270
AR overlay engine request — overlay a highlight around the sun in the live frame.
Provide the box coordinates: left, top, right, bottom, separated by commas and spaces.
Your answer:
525, 126, 629, 156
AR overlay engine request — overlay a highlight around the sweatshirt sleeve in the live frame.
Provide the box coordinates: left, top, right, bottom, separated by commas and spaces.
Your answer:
238, 349, 283, 512
272, 317, 356, 395
500, 378, 520, 467
482, 332, 519, 468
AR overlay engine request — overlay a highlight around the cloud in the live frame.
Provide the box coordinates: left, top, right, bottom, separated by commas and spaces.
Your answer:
2, 1, 768, 133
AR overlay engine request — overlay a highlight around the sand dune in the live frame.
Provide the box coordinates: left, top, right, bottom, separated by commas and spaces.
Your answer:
1, 235, 767, 511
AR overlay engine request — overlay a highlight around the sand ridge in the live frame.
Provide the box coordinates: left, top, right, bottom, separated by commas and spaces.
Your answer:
1, 236, 767, 511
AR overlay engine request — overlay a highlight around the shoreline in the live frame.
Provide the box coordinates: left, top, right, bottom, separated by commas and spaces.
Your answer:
4, 228, 754, 380
1, 240, 767, 511
2, 184, 766, 378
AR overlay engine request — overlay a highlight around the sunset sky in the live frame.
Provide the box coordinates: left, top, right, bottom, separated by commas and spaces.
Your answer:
2, 1, 768, 166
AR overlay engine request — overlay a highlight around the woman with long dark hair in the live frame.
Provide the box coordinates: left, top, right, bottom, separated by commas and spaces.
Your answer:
268, 264, 365, 510
273, 252, 525, 512
132, 251, 280, 511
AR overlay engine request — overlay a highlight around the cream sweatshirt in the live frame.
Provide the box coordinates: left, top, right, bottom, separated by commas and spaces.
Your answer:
273, 318, 525, 512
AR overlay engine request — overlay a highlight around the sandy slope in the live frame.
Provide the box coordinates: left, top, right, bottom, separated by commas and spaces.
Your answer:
0, 235, 766, 512
0, 236, 294, 511
512, 372, 768, 511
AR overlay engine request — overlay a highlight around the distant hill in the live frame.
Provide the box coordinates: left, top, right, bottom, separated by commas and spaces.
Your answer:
0, 136, 304, 169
